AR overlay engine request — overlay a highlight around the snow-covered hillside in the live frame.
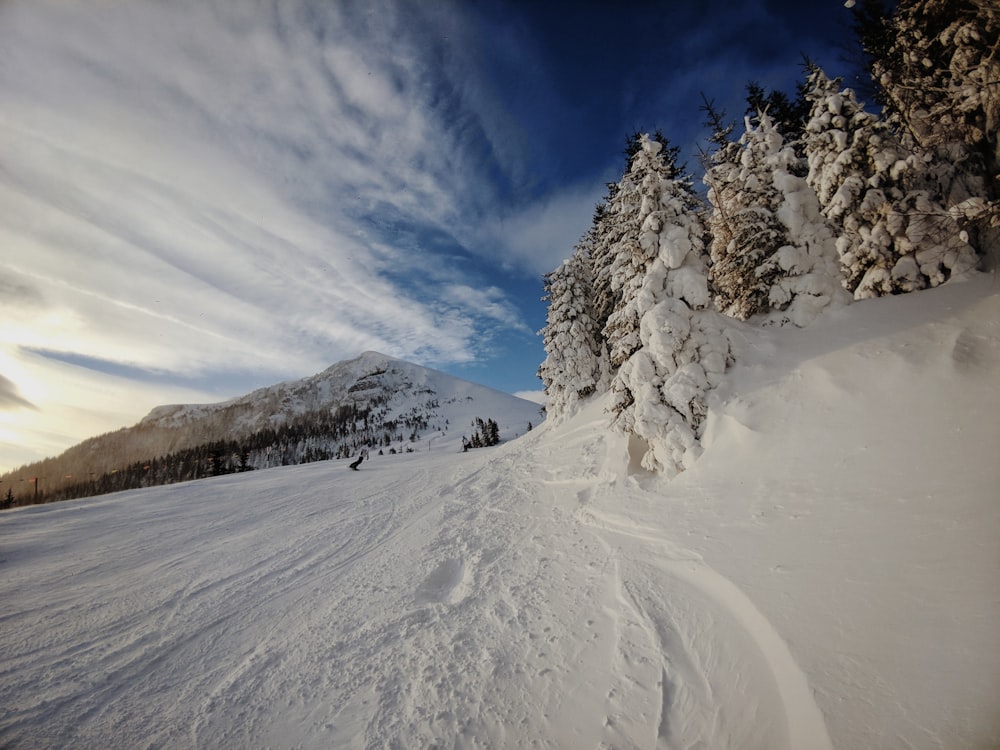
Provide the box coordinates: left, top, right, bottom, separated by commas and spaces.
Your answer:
1, 276, 998, 749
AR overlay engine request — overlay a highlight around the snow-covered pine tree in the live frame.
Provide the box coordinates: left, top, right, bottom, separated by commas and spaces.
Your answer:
706, 111, 848, 324
706, 113, 789, 320
864, 0, 999, 203
859, 0, 1000, 264
804, 65, 978, 298
701, 98, 747, 312
590, 132, 682, 353
588, 189, 620, 338
602, 134, 702, 369
537, 245, 601, 419
602, 134, 732, 476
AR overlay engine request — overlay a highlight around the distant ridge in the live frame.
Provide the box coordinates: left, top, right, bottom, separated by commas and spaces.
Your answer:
1, 352, 541, 505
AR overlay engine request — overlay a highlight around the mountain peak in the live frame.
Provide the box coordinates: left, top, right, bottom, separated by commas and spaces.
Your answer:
354, 350, 394, 364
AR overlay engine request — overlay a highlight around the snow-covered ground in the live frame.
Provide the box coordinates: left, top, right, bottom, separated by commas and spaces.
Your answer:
2, 275, 998, 749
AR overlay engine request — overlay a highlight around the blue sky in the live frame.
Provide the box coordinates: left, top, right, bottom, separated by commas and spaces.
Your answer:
0, 0, 857, 470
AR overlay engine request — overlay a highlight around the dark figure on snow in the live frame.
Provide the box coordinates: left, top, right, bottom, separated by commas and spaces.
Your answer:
349, 454, 364, 471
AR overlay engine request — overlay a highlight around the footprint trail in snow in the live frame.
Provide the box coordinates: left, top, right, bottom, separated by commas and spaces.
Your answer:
532, 413, 832, 750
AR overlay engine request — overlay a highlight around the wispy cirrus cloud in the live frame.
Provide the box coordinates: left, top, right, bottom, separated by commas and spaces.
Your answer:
0, 375, 35, 411
490, 182, 607, 275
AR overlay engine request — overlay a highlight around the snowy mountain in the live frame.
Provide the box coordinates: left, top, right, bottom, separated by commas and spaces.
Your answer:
136, 350, 538, 449
2, 275, 997, 749
1, 351, 541, 503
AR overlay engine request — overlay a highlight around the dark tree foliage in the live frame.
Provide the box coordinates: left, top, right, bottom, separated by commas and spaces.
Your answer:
863, 0, 999, 202
744, 77, 811, 142
700, 94, 735, 149
3, 397, 456, 507
847, 0, 898, 104
462, 417, 501, 451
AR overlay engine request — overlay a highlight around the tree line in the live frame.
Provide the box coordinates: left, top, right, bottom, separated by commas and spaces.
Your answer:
0, 399, 452, 508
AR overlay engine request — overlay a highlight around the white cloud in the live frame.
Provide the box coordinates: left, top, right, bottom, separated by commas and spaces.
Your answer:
0, 116, 463, 373
442, 285, 533, 336
489, 182, 606, 275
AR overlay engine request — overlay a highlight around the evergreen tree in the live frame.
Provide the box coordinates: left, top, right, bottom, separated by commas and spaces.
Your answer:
804, 65, 977, 298
861, 0, 1000, 203
847, 0, 898, 104
590, 130, 682, 357
700, 95, 741, 293
589, 197, 622, 346
857, 0, 1000, 264
601, 134, 731, 476
624, 130, 685, 179
486, 419, 500, 446
538, 245, 601, 419
462, 418, 501, 449
706, 112, 847, 323
602, 135, 705, 369
745, 77, 811, 143
705, 113, 789, 319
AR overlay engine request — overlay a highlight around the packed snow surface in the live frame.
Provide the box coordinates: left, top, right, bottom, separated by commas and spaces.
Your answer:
2, 276, 998, 749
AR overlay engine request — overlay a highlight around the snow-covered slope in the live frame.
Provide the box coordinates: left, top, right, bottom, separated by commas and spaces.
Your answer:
1, 277, 998, 749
